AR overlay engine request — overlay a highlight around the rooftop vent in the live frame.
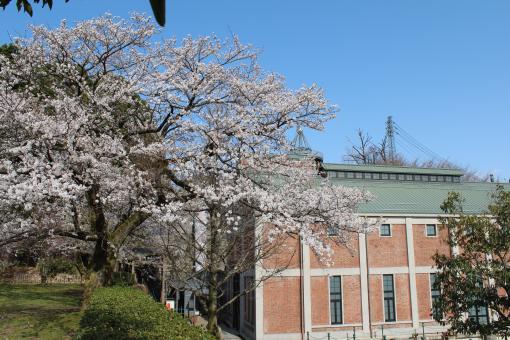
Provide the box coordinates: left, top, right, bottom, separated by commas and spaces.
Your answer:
289, 127, 323, 162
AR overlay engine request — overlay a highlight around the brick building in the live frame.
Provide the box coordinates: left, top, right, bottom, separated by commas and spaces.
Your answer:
228, 163, 505, 339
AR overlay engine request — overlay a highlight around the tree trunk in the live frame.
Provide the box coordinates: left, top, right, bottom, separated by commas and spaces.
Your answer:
207, 208, 223, 339
87, 185, 115, 285
207, 271, 222, 339
84, 184, 150, 286
88, 231, 114, 285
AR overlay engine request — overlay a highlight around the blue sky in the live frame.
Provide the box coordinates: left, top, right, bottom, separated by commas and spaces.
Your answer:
1, 1, 509, 180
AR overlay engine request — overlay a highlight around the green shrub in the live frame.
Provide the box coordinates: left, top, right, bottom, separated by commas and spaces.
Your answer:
77, 286, 214, 340
37, 257, 77, 283
111, 272, 135, 286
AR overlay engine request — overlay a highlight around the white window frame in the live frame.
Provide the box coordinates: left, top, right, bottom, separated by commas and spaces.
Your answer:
381, 274, 398, 323
425, 224, 437, 237
380, 224, 392, 237
428, 272, 442, 321
328, 275, 344, 326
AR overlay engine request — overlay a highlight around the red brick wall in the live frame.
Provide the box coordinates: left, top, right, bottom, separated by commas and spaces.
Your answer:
367, 224, 408, 267
310, 237, 360, 268
369, 274, 411, 323
264, 276, 302, 333
416, 273, 432, 320
311, 276, 329, 325
263, 235, 301, 269
310, 275, 362, 326
369, 275, 383, 322
261, 221, 454, 334
395, 274, 412, 321
413, 224, 450, 266
343, 275, 362, 324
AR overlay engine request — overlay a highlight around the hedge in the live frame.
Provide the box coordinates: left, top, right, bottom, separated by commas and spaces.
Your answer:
77, 286, 214, 340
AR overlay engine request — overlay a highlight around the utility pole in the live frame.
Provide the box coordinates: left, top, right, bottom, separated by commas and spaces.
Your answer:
386, 116, 396, 163
160, 261, 166, 303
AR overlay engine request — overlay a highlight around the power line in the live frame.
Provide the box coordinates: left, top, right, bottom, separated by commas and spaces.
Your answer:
385, 117, 446, 162
394, 123, 445, 161
395, 139, 419, 159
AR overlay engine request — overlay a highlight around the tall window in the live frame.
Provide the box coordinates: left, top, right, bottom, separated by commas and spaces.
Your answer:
330, 276, 342, 324
430, 273, 441, 319
380, 224, 391, 237
468, 279, 488, 325
244, 277, 255, 325
383, 274, 396, 322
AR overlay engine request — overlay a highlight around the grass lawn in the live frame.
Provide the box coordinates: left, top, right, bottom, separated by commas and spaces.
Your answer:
0, 284, 83, 340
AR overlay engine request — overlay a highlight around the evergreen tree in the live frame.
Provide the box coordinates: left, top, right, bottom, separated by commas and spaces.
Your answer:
433, 186, 510, 336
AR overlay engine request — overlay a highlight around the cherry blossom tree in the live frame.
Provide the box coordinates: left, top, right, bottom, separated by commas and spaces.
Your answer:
156, 155, 371, 336
0, 14, 171, 284
0, 14, 372, 336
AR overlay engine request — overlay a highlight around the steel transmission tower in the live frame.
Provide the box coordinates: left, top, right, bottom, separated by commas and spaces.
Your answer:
386, 116, 396, 162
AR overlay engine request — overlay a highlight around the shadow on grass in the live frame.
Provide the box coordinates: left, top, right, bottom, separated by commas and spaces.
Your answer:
0, 284, 81, 306
0, 284, 83, 339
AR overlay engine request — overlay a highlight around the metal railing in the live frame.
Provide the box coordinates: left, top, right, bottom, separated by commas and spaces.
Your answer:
305, 323, 486, 340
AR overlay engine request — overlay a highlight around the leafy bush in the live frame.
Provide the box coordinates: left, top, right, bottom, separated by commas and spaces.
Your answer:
37, 257, 77, 283
111, 272, 135, 286
77, 286, 214, 340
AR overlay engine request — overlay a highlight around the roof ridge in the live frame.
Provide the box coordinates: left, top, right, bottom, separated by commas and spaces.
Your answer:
323, 162, 462, 171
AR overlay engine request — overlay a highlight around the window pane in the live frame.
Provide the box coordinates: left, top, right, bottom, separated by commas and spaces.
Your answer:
426, 224, 437, 236
384, 299, 395, 321
328, 225, 339, 236
330, 277, 341, 293
430, 273, 436, 287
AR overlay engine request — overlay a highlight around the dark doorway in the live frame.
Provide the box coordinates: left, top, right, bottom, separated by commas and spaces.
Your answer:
177, 290, 185, 314
232, 273, 240, 330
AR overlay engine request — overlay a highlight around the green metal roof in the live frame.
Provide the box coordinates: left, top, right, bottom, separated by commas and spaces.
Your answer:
324, 163, 464, 176
325, 164, 507, 215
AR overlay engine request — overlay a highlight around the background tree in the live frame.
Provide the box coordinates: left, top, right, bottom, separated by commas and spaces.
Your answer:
344, 129, 395, 165
433, 187, 510, 336
0, 0, 167, 26
344, 129, 487, 181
